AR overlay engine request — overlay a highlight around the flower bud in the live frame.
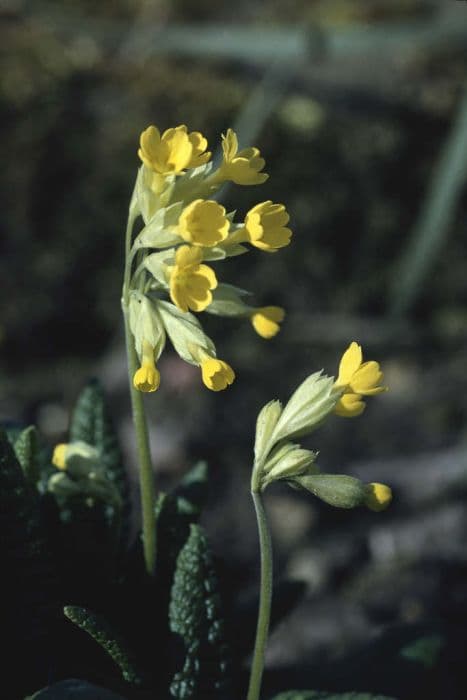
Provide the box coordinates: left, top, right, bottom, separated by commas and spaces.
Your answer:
263, 445, 317, 485
52, 441, 101, 479
254, 400, 283, 466
291, 474, 367, 509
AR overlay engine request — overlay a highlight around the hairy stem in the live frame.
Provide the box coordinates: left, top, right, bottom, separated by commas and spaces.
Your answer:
247, 489, 273, 700
122, 201, 157, 576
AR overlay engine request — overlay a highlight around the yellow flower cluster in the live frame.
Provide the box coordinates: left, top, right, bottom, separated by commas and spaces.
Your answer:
125, 124, 291, 393
252, 342, 391, 511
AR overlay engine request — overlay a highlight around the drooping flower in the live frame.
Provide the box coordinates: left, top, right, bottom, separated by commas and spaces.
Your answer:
134, 339, 161, 392
250, 306, 285, 338
200, 357, 235, 391
365, 482, 392, 511
138, 125, 210, 176
242, 201, 292, 252
334, 342, 386, 417
178, 199, 230, 247
216, 128, 268, 185
168, 245, 217, 313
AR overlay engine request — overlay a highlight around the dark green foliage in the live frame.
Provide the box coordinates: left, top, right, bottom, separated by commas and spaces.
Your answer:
172, 461, 209, 517
400, 634, 444, 669
14, 425, 40, 486
156, 461, 209, 574
270, 693, 396, 700
69, 379, 130, 541
26, 679, 128, 699
229, 579, 307, 661
64, 606, 143, 685
0, 430, 60, 694
169, 524, 232, 699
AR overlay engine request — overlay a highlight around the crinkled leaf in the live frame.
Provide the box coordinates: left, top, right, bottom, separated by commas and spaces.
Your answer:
14, 425, 40, 487
169, 524, 232, 699
69, 380, 130, 547
64, 606, 143, 685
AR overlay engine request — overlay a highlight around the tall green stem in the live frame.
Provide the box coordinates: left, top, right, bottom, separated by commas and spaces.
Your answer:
121, 200, 157, 576
247, 489, 273, 700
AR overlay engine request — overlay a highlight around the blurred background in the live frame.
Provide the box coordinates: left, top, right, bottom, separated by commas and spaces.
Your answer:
2, 0, 467, 697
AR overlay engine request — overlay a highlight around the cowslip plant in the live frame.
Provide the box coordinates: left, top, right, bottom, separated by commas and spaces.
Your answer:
121, 124, 290, 575
4, 123, 398, 700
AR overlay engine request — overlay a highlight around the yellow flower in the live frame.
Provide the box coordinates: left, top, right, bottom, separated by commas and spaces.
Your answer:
138, 125, 210, 176
334, 342, 386, 417
217, 128, 268, 185
365, 482, 392, 511
243, 201, 292, 252
133, 340, 161, 392
168, 245, 217, 313
250, 306, 285, 338
52, 444, 67, 470
178, 199, 230, 247
200, 357, 235, 391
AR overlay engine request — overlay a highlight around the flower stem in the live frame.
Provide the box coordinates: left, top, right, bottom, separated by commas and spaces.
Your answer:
122, 199, 157, 576
247, 489, 273, 700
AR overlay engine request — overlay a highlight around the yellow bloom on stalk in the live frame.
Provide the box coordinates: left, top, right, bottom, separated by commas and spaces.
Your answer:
243, 201, 292, 252
138, 125, 211, 176
200, 357, 235, 391
365, 482, 392, 512
169, 245, 217, 313
250, 306, 285, 339
134, 339, 161, 392
178, 199, 230, 247
334, 341, 386, 417
218, 128, 268, 185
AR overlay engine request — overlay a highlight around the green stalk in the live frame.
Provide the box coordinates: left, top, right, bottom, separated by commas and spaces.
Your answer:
247, 489, 273, 700
121, 201, 157, 576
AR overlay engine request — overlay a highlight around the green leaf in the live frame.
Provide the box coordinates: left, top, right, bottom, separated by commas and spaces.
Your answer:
14, 425, 40, 487
169, 524, 232, 699
64, 606, 143, 685
400, 634, 444, 669
270, 693, 396, 700
25, 679, 127, 699
70, 380, 130, 541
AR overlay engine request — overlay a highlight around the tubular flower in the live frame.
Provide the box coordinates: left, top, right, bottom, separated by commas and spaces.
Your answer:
365, 482, 392, 511
178, 199, 230, 247
242, 201, 292, 252
168, 245, 217, 313
250, 306, 285, 339
138, 125, 210, 176
133, 340, 161, 392
334, 341, 386, 417
200, 357, 235, 391
217, 128, 268, 185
